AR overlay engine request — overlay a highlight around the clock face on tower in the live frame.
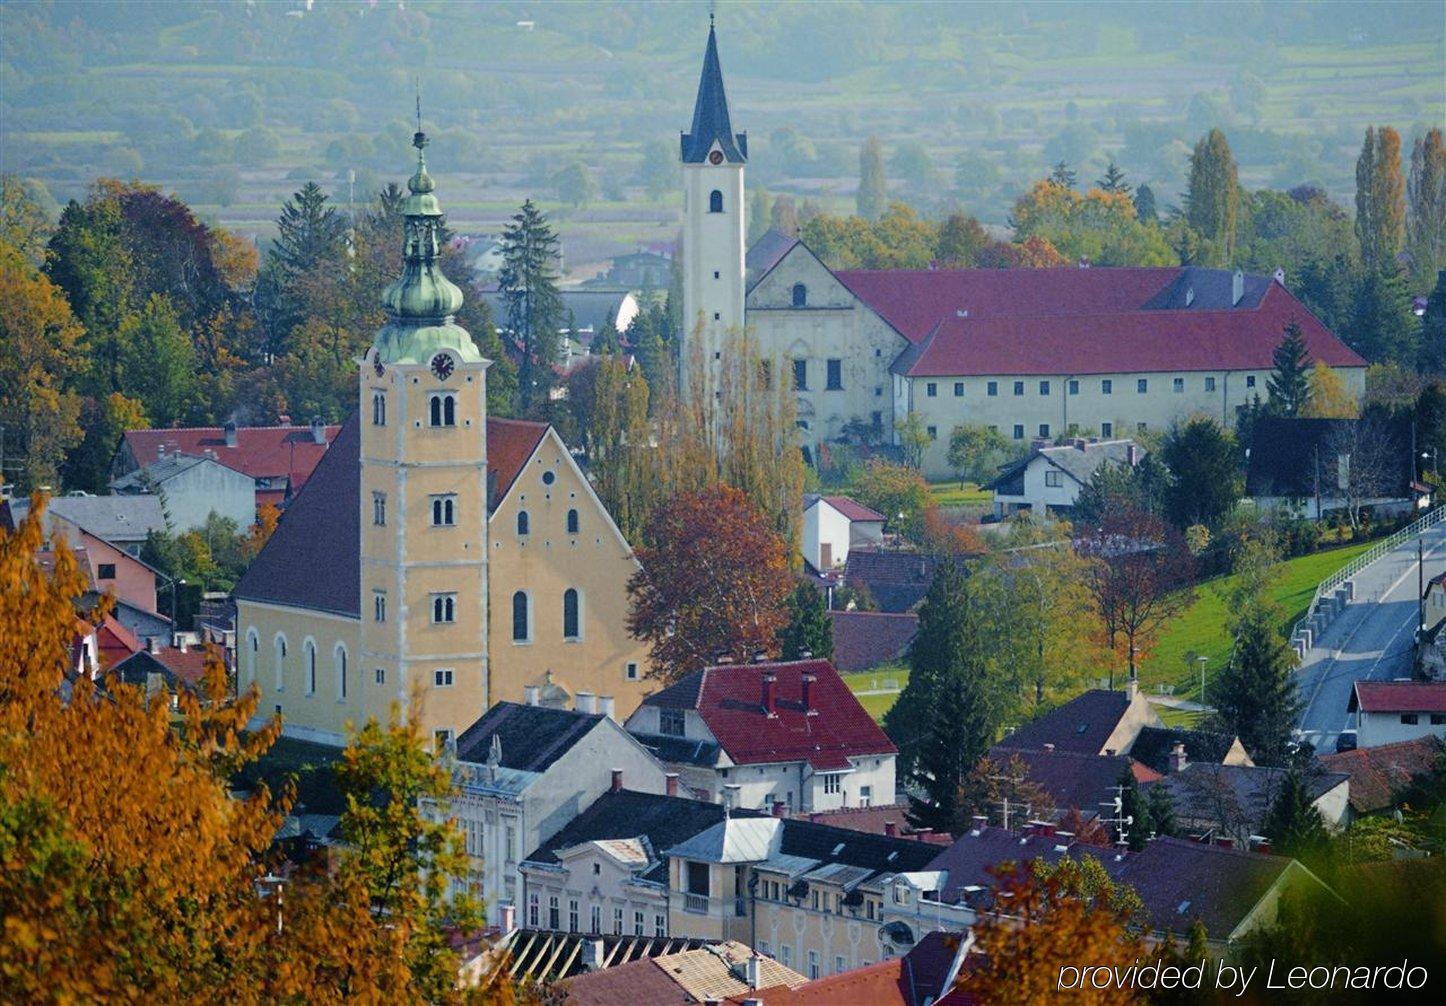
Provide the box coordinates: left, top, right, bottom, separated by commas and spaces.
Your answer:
430, 352, 454, 381
708, 150, 724, 165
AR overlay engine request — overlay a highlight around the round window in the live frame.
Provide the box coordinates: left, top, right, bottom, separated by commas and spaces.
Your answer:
542, 470, 556, 486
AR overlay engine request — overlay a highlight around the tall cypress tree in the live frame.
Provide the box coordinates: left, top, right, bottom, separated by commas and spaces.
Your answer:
498, 199, 563, 414
1133, 184, 1158, 224
1266, 321, 1313, 416
857, 137, 887, 221
1358, 126, 1407, 273
779, 581, 833, 661
1419, 270, 1446, 375
1213, 603, 1300, 767
1352, 266, 1417, 364
1186, 129, 1240, 266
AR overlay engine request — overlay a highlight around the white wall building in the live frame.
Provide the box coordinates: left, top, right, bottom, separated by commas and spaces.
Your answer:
112, 453, 258, 531
802, 495, 885, 571
987, 439, 1142, 519
1350, 680, 1446, 748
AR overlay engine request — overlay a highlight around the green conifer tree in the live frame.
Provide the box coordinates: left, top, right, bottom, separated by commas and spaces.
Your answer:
1262, 769, 1329, 862
1266, 321, 1313, 416
498, 199, 563, 413
1186, 129, 1240, 266
779, 581, 834, 661
1213, 603, 1300, 767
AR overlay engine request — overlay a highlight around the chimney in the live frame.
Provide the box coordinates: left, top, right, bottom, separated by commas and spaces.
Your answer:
499, 903, 516, 933
599, 695, 615, 719
1231, 269, 1245, 306
610, 769, 623, 793
1077, 256, 1090, 269
801, 672, 817, 715
723, 784, 742, 813
1105, 748, 1116, 757
575, 691, 596, 714
772, 800, 787, 818
146, 636, 160, 654
1216, 836, 1235, 850
1042, 742, 1055, 753
1125, 675, 1138, 701
1250, 836, 1272, 855
523, 685, 539, 706
761, 671, 777, 717
310, 416, 326, 445
665, 772, 680, 797
745, 955, 762, 990
223, 421, 238, 448
1169, 742, 1188, 773
1074, 438, 1088, 451
884, 820, 897, 838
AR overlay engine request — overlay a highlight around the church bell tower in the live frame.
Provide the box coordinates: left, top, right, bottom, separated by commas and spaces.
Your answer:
680, 16, 747, 398
360, 127, 490, 747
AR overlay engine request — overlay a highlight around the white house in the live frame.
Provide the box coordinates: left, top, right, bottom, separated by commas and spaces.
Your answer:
986, 438, 1141, 519
625, 658, 897, 814
1349, 680, 1446, 748
802, 495, 885, 571
111, 452, 258, 531
449, 699, 669, 926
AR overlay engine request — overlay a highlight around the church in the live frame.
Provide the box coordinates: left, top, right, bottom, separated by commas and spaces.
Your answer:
233, 130, 652, 748
680, 24, 1368, 480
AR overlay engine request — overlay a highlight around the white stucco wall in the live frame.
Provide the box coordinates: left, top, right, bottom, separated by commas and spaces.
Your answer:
152, 460, 257, 531
803, 499, 854, 570
1358, 709, 1446, 748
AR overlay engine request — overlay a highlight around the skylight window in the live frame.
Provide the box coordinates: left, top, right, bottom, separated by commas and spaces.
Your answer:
1177, 900, 1192, 914
832, 843, 845, 856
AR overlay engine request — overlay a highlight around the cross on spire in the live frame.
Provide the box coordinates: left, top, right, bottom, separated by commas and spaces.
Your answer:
413, 75, 428, 151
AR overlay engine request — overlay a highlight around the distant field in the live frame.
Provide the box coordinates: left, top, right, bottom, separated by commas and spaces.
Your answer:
928, 481, 993, 507
843, 666, 909, 722
1140, 541, 1373, 701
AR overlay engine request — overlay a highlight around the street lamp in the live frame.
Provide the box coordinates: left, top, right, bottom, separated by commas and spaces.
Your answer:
1422, 449, 1437, 479
1197, 655, 1209, 707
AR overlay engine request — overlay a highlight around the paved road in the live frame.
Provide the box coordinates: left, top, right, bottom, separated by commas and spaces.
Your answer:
1296, 525, 1446, 751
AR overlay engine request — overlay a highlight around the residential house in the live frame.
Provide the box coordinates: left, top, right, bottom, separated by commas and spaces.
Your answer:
625, 658, 897, 813
802, 495, 885, 571
986, 439, 1141, 520
558, 939, 806, 1005
33, 537, 169, 640
1424, 571, 1446, 633
108, 639, 213, 704
13, 494, 167, 559
1127, 725, 1254, 775
1148, 762, 1351, 844
757, 931, 970, 1006
988, 745, 1162, 827
1318, 736, 1444, 817
664, 815, 941, 977
481, 288, 640, 366
519, 785, 738, 941
112, 452, 257, 530
1349, 680, 1446, 747
115, 419, 339, 512
842, 548, 939, 612
600, 248, 674, 290
827, 611, 917, 673
448, 700, 669, 927
998, 686, 1162, 757
1245, 416, 1424, 520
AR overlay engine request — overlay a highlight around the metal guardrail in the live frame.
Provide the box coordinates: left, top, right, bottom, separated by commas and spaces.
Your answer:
1291, 504, 1446, 647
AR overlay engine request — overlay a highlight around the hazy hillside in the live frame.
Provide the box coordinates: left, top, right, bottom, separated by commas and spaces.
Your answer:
2, 0, 1441, 278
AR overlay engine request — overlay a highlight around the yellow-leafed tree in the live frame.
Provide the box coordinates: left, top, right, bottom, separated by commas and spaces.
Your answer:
1301, 361, 1359, 418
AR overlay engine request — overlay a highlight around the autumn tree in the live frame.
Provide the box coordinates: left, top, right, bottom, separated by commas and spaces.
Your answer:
1328, 415, 1402, 532
1012, 178, 1173, 266
956, 752, 1050, 831
848, 459, 931, 541
935, 213, 990, 267
857, 137, 887, 220
627, 484, 792, 682
1185, 128, 1240, 267
1301, 361, 1359, 418
1007, 536, 1107, 709
778, 580, 834, 661
1077, 504, 1194, 687
0, 174, 54, 264
1356, 126, 1407, 273
569, 355, 652, 543
1407, 129, 1446, 285
946, 423, 1017, 486
1266, 320, 1313, 416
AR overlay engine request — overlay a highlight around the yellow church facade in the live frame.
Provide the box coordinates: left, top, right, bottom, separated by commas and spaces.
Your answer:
233, 131, 651, 747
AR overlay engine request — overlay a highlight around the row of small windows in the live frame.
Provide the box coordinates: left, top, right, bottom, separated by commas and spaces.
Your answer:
527, 893, 666, 937
370, 493, 466, 528
792, 359, 843, 392
969, 420, 1137, 441
516, 509, 580, 536
923, 375, 1251, 398
370, 391, 458, 427
244, 631, 350, 700
511, 589, 583, 642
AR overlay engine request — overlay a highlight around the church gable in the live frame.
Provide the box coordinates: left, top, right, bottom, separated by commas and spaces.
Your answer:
746, 241, 858, 312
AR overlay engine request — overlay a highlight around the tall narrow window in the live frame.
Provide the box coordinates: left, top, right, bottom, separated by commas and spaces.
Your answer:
517, 511, 530, 536
336, 646, 347, 700
431, 494, 456, 526
563, 588, 580, 640
245, 630, 258, 684
792, 283, 807, 307
431, 593, 456, 624
792, 359, 808, 391
304, 640, 316, 695
512, 591, 530, 642
709, 189, 723, 213
372, 391, 386, 426
566, 508, 579, 535
274, 635, 287, 692
373, 591, 386, 622
372, 492, 386, 526
429, 393, 456, 427
826, 359, 842, 391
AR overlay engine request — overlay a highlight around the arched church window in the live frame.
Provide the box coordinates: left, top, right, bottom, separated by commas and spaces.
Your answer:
709, 189, 724, 213
517, 511, 530, 536
563, 588, 581, 640
274, 634, 287, 693
512, 591, 531, 642
304, 639, 317, 695
336, 645, 348, 701
429, 393, 456, 427
372, 391, 386, 426
792, 283, 807, 308
566, 509, 579, 535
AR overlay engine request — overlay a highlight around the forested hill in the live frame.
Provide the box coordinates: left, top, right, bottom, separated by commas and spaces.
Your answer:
1, 1, 1441, 263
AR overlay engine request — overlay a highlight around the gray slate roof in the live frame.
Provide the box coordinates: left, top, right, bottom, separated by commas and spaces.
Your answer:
680, 23, 747, 164
40, 494, 168, 543
454, 701, 604, 774
1130, 726, 1244, 775
1139, 266, 1271, 310
111, 452, 243, 491
986, 439, 1139, 494
1150, 763, 1349, 836
1000, 689, 1133, 756
480, 288, 633, 337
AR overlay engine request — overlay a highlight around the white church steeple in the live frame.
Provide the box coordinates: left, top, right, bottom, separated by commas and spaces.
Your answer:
680, 16, 747, 397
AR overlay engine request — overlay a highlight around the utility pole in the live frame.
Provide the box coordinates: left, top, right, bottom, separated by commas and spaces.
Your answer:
1198, 655, 1209, 707
1419, 536, 1426, 640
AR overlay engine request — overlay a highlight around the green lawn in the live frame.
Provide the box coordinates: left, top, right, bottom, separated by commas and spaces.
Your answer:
1140, 541, 1373, 701
843, 666, 909, 723
928, 481, 993, 507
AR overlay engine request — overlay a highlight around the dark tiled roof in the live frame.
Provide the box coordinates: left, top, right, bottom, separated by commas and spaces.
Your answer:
232, 414, 547, 617
986, 440, 1139, 494
109, 646, 210, 691
843, 548, 938, 613
925, 825, 1073, 903
639, 660, 895, 769
778, 817, 940, 874
1152, 763, 1349, 835
895, 284, 1363, 377
1139, 267, 1271, 310
232, 413, 361, 616
454, 701, 603, 772
479, 289, 633, 337
1130, 726, 1244, 775
827, 611, 917, 672
121, 423, 338, 483
1318, 736, 1444, 813
999, 689, 1132, 755
680, 24, 746, 164
524, 789, 734, 883
990, 746, 1159, 819
803, 804, 948, 844
745, 228, 799, 285
1247, 417, 1413, 498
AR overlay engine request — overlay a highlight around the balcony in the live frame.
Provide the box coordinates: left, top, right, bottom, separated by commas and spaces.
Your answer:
683, 892, 709, 914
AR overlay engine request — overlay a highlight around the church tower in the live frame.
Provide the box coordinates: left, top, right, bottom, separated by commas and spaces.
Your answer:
680, 17, 747, 397
360, 128, 490, 748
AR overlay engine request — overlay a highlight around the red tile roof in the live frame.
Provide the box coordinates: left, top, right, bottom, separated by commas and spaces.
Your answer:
758, 958, 910, 1005
819, 496, 885, 522
486, 418, 549, 507
121, 424, 340, 487
644, 659, 896, 769
835, 266, 1178, 343
1319, 736, 1444, 813
95, 615, 142, 669
898, 283, 1364, 377
828, 610, 917, 672
1352, 680, 1446, 714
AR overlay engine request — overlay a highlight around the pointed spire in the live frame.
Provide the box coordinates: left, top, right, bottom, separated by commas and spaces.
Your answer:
681, 17, 747, 164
